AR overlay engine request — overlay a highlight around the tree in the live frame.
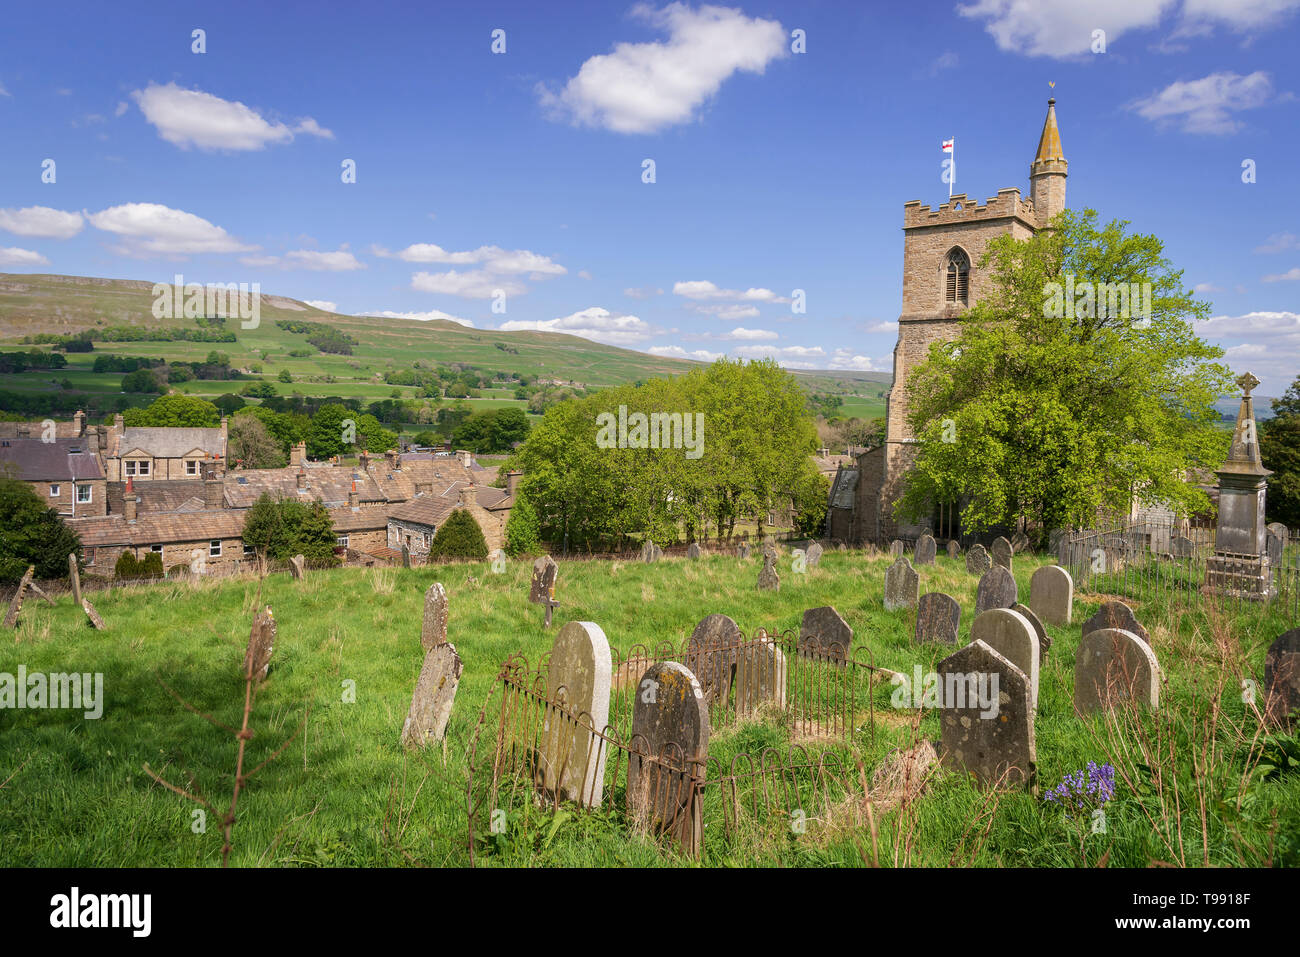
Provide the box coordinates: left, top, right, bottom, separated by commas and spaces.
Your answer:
278, 368, 293, 383
242, 381, 278, 398
1262, 373, 1300, 527
0, 479, 82, 582
123, 394, 221, 428
898, 208, 1234, 537
307, 403, 354, 459
355, 413, 397, 454
121, 368, 165, 394
834, 416, 885, 451
213, 393, 246, 416
792, 471, 831, 538
228, 414, 285, 469
504, 493, 541, 557
241, 495, 339, 566
428, 508, 489, 560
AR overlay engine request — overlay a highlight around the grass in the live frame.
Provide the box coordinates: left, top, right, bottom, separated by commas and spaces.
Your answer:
1, 548, 1296, 867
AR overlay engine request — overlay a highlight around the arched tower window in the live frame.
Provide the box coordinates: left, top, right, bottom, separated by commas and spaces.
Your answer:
945, 248, 970, 304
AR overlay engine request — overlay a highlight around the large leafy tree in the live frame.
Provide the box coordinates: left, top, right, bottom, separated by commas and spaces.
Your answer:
0, 479, 82, 582
228, 414, 285, 469
1262, 373, 1300, 527
241, 494, 339, 565
428, 508, 490, 560
899, 208, 1234, 537
123, 394, 221, 427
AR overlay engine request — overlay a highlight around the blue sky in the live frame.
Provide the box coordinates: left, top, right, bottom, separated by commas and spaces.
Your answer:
1, 0, 1297, 394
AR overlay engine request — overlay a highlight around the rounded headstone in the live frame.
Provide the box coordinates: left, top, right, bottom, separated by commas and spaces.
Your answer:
687, 614, 742, 701
1264, 628, 1300, 727
1011, 602, 1052, 663
946, 540, 961, 559
541, 621, 612, 806
1081, 600, 1150, 647
975, 565, 1017, 614
1029, 564, 1073, 627
915, 592, 961, 645
799, 605, 853, 662
1074, 627, 1160, 717
991, 537, 1013, 570
966, 544, 992, 575
914, 534, 937, 566
884, 556, 920, 612
971, 608, 1040, 710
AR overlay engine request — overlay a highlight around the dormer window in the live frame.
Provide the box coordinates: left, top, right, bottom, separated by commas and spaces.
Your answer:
945, 248, 970, 304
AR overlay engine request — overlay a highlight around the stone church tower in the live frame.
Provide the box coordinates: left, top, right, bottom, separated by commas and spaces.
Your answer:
843, 99, 1067, 544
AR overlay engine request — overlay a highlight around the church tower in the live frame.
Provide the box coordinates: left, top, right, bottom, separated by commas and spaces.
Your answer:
845, 99, 1068, 545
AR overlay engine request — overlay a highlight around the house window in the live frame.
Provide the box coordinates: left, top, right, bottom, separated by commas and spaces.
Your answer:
151, 544, 163, 553
125, 460, 151, 477
336, 535, 349, 548
209, 540, 222, 557
243, 543, 255, 556
945, 248, 970, 304
85, 548, 96, 564
186, 460, 199, 476
76, 485, 92, 504
49, 484, 60, 497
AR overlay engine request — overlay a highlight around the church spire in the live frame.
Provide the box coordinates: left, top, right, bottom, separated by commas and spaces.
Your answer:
1029, 97, 1068, 226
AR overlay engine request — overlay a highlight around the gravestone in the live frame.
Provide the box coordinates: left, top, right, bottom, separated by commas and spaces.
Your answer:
1170, 536, 1195, 559
421, 582, 448, 651
1010, 531, 1030, 553
82, 598, 105, 630
641, 541, 659, 563
627, 661, 708, 855
1012, 603, 1052, 663
971, 608, 1040, 710
966, 544, 992, 575
937, 640, 1036, 789
734, 631, 787, 714
836, 543, 847, 552
1081, 600, 1150, 647
400, 642, 463, 749
540, 621, 612, 807
799, 605, 853, 662
947, 540, 961, 559
889, 540, 905, 558
686, 542, 701, 560
884, 556, 920, 612
401, 544, 411, 569
1264, 629, 1300, 727
762, 541, 780, 562
68, 553, 82, 608
991, 537, 1013, 570
28, 581, 54, 607
757, 554, 780, 591
805, 542, 823, 568
243, 608, 275, 683
914, 534, 937, 566
289, 554, 306, 580
3, 566, 34, 629
737, 543, 751, 560
1266, 523, 1286, 566
687, 613, 742, 703
915, 592, 960, 645
529, 555, 560, 626
975, 565, 1017, 614
1074, 628, 1160, 717
1029, 564, 1073, 626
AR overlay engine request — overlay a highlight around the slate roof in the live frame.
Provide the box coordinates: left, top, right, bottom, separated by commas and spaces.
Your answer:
70, 509, 247, 547
0, 438, 104, 481
116, 427, 224, 459
387, 495, 457, 528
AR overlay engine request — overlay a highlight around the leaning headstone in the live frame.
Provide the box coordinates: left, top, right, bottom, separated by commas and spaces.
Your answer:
400, 642, 463, 748
289, 554, 306, 580
687, 613, 742, 703
937, 640, 1036, 789
757, 553, 780, 591
889, 539, 905, 558
4, 566, 34, 629
529, 555, 560, 626
914, 534, 937, 566
1074, 628, 1160, 717
737, 543, 751, 560
1081, 600, 1150, 647
734, 630, 787, 714
540, 621, 612, 807
947, 540, 961, 559
400, 544, 411, 569
1170, 535, 1195, 559
686, 542, 701, 559
975, 565, 1017, 614
68, 553, 82, 608
421, 582, 448, 651
966, 544, 991, 575
991, 537, 1013, 570
884, 556, 920, 612
1012, 603, 1052, 663
1264, 629, 1300, 727
242, 608, 275, 683
915, 592, 960, 645
82, 598, 105, 630
1029, 564, 1073, 627
972, 608, 1040, 709
1010, 531, 1030, 553
627, 661, 708, 855
799, 605, 853, 662
28, 581, 54, 607
805, 542, 823, 568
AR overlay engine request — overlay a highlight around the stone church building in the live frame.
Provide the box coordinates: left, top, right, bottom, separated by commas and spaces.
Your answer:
831, 98, 1068, 544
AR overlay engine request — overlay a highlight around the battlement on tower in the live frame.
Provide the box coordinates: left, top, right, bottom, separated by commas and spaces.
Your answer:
902, 188, 1038, 230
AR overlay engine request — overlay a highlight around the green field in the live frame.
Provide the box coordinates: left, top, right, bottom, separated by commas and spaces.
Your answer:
2, 548, 1294, 868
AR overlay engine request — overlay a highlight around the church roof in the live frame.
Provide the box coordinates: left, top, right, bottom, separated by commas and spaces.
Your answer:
1033, 98, 1066, 167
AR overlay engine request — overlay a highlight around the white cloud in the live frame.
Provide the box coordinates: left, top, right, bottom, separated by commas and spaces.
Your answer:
724, 326, 778, 340
1256, 232, 1298, 253
957, 0, 1175, 57
365, 309, 474, 328
238, 255, 281, 267
731, 343, 827, 368
929, 51, 960, 75
827, 348, 884, 371
1194, 310, 1300, 390
303, 300, 339, 313
114, 101, 128, 117
537, 2, 787, 134
411, 269, 526, 299
624, 286, 664, 299
283, 248, 365, 271
1180, 0, 1300, 32
499, 306, 657, 345
87, 202, 255, 257
387, 243, 566, 277
578, 269, 593, 280
0, 206, 84, 239
673, 279, 787, 302
0, 80, 9, 98
1129, 71, 1275, 134
1193, 282, 1224, 293
1263, 267, 1300, 282
685, 302, 762, 319
648, 345, 724, 361
131, 82, 333, 151
0, 247, 50, 266
865, 320, 899, 334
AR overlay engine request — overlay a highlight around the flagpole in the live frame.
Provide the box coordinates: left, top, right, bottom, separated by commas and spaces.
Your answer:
949, 137, 954, 198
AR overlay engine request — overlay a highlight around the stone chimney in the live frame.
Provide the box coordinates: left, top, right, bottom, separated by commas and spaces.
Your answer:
73, 410, 86, 437
385, 449, 399, 471
507, 470, 522, 498
203, 473, 223, 509
296, 468, 306, 489
124, 478, 137, 522
290, 441, 307, 467
460, 484, 477, 509
219, 416, 229, 459
358, 450, 369, 471
348, 481, 359, 509
457, 449, 473, 468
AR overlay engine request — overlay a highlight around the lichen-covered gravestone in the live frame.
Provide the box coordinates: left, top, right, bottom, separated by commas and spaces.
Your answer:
1010, 531, 1030, 553
627, 661, 708, 856
529, 555, 560, 626
889, 539, 905, 558
805, 542, 823, 568
991, 536, 1013, 570
914, 534, 937, 566
1012, 602, 1052, 664
242, 607, 275, 683
974, 565, 1017, 614
687, 613, 742, 704
289, 554, 306, 580
68, 553, 82, 608
540, 621, 612, 807
1266, 524, 1286, 566
421, 582, 448, 651
915, 592, 960, 645
642, 541, 659, 563
400, 544, 411, 569
3, 566, 34, 629
799, 605, 853, 662
400, 642, 463, 749
1029, 564, 1072, 626
686, 542, 701, 559
937, 640, 1036, 789
1264, 629, 1300, 728
966, 544, 992, 575
1074, 628, 1160, 717
1170, 536, 1195, 559
1081, 600, 1150, 647
737, 543, 751, 560
757, 553, 780, 591
947, 540, 961, 559
971, 608, 1040, 710
82, 598, 105, 630
734, 631, 787, 714
884, 556, 919, 612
